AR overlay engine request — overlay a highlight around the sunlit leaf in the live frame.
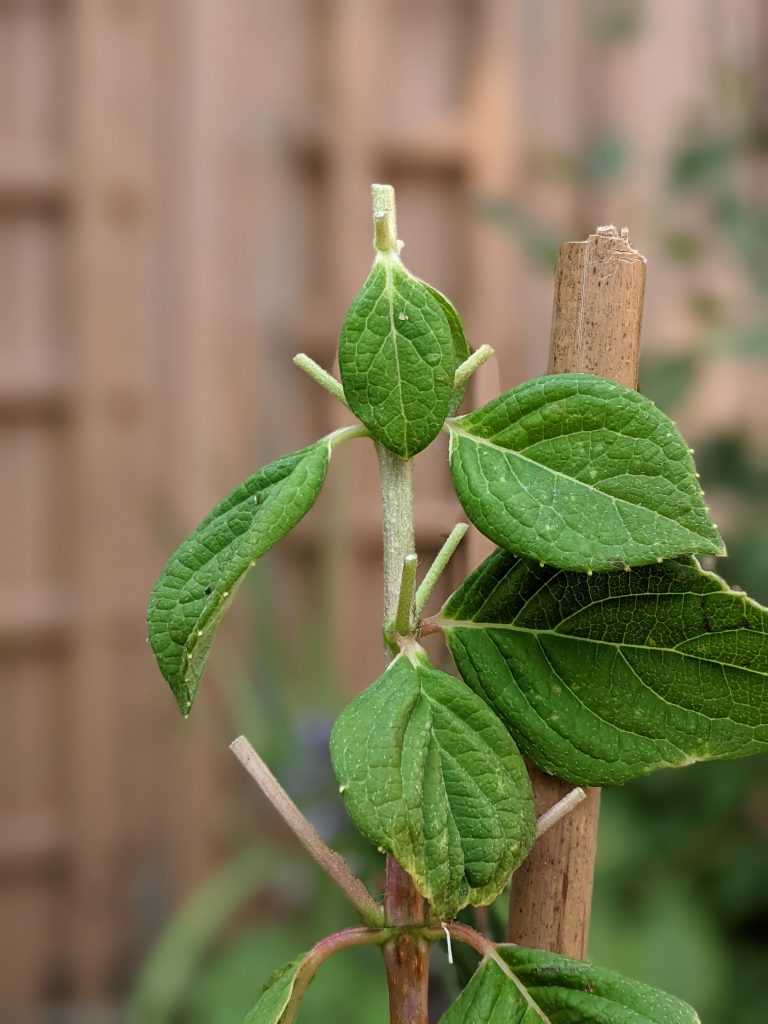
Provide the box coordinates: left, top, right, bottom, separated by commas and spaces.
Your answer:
448, 374, 724, 571
338, 255, 458, 457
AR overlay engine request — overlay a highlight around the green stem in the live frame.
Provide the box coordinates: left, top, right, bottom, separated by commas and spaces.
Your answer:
293, 353, 349, 408
328, 423, 370, 449
372, 183, 400, 255
414, 523, 469, 616
454, 343, 495, 390
394, 554, 418, 635
376, 441, 428, 1024
377, 444, 415, 650
229, 736, 384, 927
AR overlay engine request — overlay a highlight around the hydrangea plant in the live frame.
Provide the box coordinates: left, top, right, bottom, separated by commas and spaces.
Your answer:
147, 185, 768, 1023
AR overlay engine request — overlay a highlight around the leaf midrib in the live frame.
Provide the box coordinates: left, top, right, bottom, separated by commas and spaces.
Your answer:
439, 615, 766, 678
383, 257, 409, 452
449, 424, 716, 547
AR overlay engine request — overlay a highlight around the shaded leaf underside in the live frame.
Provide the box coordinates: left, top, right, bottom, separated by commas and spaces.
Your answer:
448, 374, 724, 571
441, 550, 768, 785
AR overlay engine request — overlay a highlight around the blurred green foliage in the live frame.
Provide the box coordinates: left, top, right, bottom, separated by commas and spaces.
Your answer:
126, 847, 389, 1024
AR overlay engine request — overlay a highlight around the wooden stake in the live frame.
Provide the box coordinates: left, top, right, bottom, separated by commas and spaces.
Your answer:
506, 226, 646, 958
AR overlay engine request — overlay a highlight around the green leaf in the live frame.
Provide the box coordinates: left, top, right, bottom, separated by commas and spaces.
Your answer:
329, 650, 535, 918
338, 255, 458, 457
447, 374, 724, 571
440, 549, 768, 785
244, 954, 305, 1024
438, 959, 541, 1023
423, 283, 471, 415
497, 945, 701, 1023
148, 439, 332, 715
439, 949, 701, 1024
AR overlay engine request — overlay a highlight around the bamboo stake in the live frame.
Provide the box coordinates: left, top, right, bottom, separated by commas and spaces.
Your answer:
506, 225, 647, 957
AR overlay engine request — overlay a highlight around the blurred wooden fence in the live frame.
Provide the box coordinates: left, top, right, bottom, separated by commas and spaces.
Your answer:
1, 0, 765, 1014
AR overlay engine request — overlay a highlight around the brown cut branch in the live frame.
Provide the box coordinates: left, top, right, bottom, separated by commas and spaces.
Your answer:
507, 226, 646, 958
229, 736, 383, 927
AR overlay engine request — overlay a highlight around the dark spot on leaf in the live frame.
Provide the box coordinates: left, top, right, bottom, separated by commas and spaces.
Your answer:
612, 560, 624, 569
584, 984, 595, 994
204, 586, 212, 596
740, 617, 752, 630
701, 615, 712, 633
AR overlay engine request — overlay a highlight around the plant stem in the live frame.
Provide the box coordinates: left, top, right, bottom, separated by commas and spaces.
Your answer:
414, 523, 469, 616
377, 444, 415, 641
453, 343, 494, 390
536, 787, 587, 837
229, 736, 384, 927
283, 927, 393, 1024
376, 439, 429, 1024
327, 423, 370, 449
372, 183, 400, 255
393, 553, 418, 636
293, 353, 349, 407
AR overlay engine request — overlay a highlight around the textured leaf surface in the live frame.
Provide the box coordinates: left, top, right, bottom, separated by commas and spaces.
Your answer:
243, 955, 304, 1024
148, 440, 331, 715
423, 283, 471, 415
448, 374, 724, 570
329, 651, 535, 917
338, 256, 457, 457
498, 946, 701, 1023
441, 549, 768, 785
438, 959, 542, 1023
440, 948, 700, 1023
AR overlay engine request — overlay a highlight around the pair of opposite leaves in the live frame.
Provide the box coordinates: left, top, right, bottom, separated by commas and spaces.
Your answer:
147, 248, 728, 709
147, 248, 768, 920
249, 941, 701, 1024
329, 550, 768, 920
329, 251, 766, 921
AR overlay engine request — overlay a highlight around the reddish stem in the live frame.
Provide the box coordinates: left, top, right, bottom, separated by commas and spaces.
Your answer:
383, 858, 429, 1024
